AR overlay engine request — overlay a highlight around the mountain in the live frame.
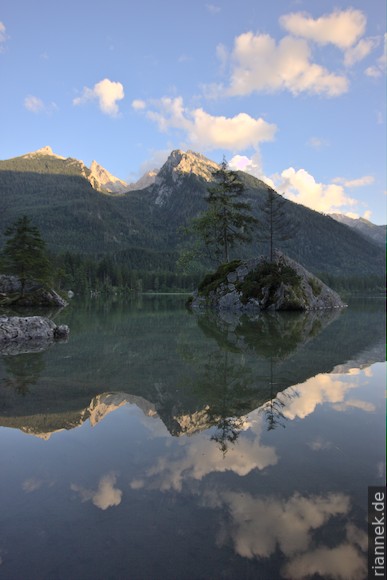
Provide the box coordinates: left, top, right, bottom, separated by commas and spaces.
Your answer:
89, 160, 128, 194
0, 147, 384, 278
126, 169, 158, 191
330, 213, 386, 247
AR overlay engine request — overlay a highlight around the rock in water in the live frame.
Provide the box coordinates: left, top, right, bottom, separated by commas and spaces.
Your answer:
189, 252, 346, 312
0, 275, 68, 307
0, 316, 70, 354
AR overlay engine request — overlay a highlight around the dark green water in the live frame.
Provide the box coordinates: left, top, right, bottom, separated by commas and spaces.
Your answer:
0, 296, 385, 579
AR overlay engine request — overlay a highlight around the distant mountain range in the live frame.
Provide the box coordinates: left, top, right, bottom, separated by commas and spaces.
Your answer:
329, 213, 386, 247
0, 146, 384, 278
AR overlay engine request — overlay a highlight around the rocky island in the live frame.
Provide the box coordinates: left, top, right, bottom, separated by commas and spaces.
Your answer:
189, 252, 346, 313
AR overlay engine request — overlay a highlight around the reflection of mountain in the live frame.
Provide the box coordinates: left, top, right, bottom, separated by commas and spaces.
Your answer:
0, 298, 384, 438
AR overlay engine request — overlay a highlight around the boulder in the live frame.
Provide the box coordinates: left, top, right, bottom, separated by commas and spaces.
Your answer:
0, 315, 69, 354
189, 252, 346, 313
0, 275, 68, 307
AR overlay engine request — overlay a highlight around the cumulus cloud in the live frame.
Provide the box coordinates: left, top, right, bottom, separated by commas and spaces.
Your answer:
73, 78, 124, 116
210, 490, 350, 559
229, 153, 263, 178
139, 418, 277, 492
142, 96, 276, 151
277, 167, 358, 214
280, 9, 366, 49
24, 95, 57, 114
276, 373, 372, 421
225, 33, 348, 97
71, 472, 122, 510
283, 543, 367, 580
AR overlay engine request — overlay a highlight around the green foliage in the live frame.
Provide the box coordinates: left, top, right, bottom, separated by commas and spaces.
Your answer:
186, 158, 258, 265
236, 261, 302, 305
1, 216, 52, 294
198, 260, 242, 296
308, 277, 322, 297
257, 189, 297, 261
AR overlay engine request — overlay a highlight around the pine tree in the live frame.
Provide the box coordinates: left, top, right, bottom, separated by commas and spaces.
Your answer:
258, 189, 297, 262
1, 216, 52, 296
190, 157, 258, 264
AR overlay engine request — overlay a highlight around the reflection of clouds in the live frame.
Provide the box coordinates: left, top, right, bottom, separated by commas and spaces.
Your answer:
209, 491, 349, 559
280, 373, 371, 420
22, 477, 44, 492
204, 490, 367, 579
283, 543, 366, 580
22, 477, 54, 492
137, 419, 277, 492
71, 472, 122, 510
332, 399, 375, 413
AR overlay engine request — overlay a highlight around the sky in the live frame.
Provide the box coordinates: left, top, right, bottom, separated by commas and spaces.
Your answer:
1, 0, 386, 223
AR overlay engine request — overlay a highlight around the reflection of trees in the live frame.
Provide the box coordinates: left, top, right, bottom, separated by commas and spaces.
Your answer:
1, 353, 45, 396
181, 310, 317, 442
262, 358, 298, 431
181, 348, 258, 454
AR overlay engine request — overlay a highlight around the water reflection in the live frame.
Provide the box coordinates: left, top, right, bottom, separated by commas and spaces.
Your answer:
1, 352, 45, 396
0, 297, 384, 579
71, 472, 122, 510
0, 298, 384, 439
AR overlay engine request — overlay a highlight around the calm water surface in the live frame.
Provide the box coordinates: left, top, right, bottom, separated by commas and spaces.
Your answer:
0, 296, 385, 579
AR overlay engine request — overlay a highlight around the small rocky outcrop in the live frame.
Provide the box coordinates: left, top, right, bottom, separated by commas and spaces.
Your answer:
0, 316, 69, 354
189, 252, 346, 312
0, 275, 68, 307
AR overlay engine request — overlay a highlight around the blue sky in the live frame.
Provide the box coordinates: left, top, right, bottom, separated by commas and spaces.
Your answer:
1, 0, 386, 223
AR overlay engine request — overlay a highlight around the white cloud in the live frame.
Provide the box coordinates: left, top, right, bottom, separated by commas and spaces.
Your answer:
141, 418, 277, 492
225, 33, 348, 97
277, 167, 358, 214
143, 96, 277, 151
131, 99, 146, 110
0, 21, 7, 51
24, 95, 57, 114
332, 175, 374, 188
280, 9, 366, 49
277, 373, 372, 421
365, 33, 387, 77
344, 38, 379, 67
229, 153, 263, 178
73, 78, 124, 116
211, 490, 350, 559
71, 472, 122, 510
283, 543, 367, 580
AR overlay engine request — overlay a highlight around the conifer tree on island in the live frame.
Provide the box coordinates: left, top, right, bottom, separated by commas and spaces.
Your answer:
1, 216, 52, 296
190, 157, 258, 265
258, 189, 297, 262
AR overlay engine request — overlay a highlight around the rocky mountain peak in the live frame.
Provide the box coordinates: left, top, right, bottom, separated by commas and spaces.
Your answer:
22, 145, 65, 160
162, 149, 219, 181
153, 149, 219, 206
89, 160, 128, 194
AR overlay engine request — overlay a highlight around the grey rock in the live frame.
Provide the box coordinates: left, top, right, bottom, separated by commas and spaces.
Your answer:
189, 252, 346, 313
0, 316, 70, 354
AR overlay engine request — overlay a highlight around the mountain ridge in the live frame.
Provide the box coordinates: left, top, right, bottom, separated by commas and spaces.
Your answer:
0, 147, 384, 278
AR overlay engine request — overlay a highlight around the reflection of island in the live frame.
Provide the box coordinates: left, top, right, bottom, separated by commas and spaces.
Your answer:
1, 353, 45, 396
0, 298, 384, 438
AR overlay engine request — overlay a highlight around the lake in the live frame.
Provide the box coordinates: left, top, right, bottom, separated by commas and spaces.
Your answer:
0, 296, 385, 579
